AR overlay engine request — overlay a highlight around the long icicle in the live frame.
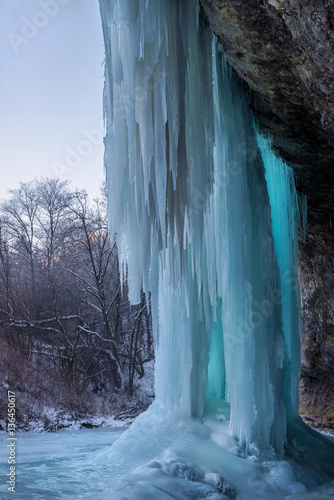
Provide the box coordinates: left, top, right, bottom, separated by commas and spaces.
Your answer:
100, 0, 303, 455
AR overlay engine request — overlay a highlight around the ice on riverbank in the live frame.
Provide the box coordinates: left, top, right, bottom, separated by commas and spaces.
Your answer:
92, 400, 334, 500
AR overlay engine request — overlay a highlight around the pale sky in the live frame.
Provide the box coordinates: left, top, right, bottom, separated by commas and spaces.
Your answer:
0, 0, 105, 200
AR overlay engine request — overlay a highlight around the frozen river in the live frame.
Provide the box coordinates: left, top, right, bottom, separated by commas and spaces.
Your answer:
0, 427, 125, 499
1, 420, 334, 499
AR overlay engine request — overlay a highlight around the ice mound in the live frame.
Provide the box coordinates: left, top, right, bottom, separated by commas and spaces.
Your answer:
113, 452, 236, 500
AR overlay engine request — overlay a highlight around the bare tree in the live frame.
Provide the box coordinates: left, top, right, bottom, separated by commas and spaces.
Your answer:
1, 182, 38, 294
0, 179, 154, 402
35, 178, 72, 269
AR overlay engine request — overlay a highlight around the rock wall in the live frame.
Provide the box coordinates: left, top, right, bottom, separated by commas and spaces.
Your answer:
299, 225, 334, 429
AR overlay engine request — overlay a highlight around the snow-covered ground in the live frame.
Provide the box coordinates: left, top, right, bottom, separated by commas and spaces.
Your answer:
0, 404, 141, 434
0, 411, 133, 435
0, 427, 125, 499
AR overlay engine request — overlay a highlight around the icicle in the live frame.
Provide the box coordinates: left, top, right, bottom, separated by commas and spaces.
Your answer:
256, 132, 301, 420
300, 194, 308, 243
99, 0, 303, 455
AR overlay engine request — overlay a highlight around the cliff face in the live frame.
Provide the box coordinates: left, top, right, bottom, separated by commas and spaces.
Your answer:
200, 0, 334, 427
201, 0, 334, 224
299, 225, 334, 429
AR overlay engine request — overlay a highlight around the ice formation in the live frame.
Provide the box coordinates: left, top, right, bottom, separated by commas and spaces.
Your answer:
257, 133, 301, 423
100, 0, 292, 449
99, 0, 334, 497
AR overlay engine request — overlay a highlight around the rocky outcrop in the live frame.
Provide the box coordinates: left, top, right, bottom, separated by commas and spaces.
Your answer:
201, 0, 334, 225
299, 225, 334, 429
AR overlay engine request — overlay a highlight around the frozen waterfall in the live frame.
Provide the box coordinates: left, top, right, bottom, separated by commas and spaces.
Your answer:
98, 0, 334, 497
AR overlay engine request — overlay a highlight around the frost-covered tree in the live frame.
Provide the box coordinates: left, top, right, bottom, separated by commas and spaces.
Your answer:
0, 179, 153, 401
